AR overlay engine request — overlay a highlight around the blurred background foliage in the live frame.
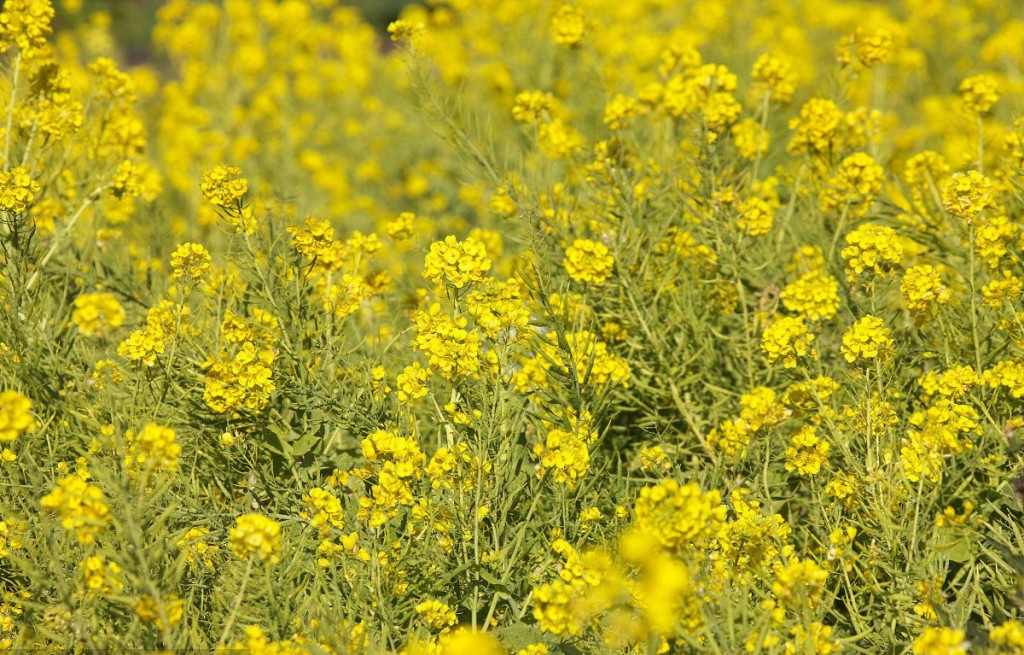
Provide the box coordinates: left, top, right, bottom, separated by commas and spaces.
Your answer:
60, 0, 409, 60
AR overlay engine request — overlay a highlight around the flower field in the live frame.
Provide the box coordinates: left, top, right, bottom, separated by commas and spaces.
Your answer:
3, 0, 1024, 653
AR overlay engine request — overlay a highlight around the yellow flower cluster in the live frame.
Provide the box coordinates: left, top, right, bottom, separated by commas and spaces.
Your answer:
855, 27, 894, 66
200, 164, 248, 208
959, 73, 1000, 115
168, 242, 212, 285
80, 555, 123, 596
941, 170, 995, 222
761, 316, 815, 368
229, 513, 282, 565
737, 197, 774, 236
413, 304, 481, 380
466, 278, 531, 340
177, 527, 218, 571
632, 480, 725, 552
788, 98, 844, 156
563, 238, 614, 284
901, 399, 979, 483
415, 599, 458, 631
218, 625, 308, 655
900, 264, 952, 314
71, 292, 125, 338
841, 314, 893, 364
117, 300, 185, 367
550, 4, 586, 48
841, 223, 903, 280
287, 216, 335, 260
0, 167, 40, 213
912, 627, 968, 655
533, 412, 597, 488
784, 425, 831, 477
123, 423, 180, 475
772, 558, 827, 611
134, 593, 184, 630
40, 475, 110, 544
203, 311, 277, 414
983, 360, 1024, 398
0, 390, 34, 443
825, 152, 884, 212
751, 53, 796, 103
423, 236, 492, 289
356, 428, 426, 527
0, 0, 54, 54
780, 270, 840, 321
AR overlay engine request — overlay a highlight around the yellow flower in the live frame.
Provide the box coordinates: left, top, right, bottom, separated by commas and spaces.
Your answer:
784, 425, 831, 477
841, 314, 893, 364
415, 599, 458, 631
200, 165, 248, 208
855, 27, 894, 66
423, 236, 492, 289
0, 0, 55, 54
959, 73, 1000, 114
752, 53, 796, 103
229, 513, 283, 565
123, 423, 180, 475
563, 238, 614, 284
134, 593, 184, 630
780, 270, 840, 321
761, 316, 815, 368
772, 558, 827, 610
551, 4, 586, 48
40, 475, 110, 544
941, 170, 994, 222
912, 627, 968, 655
71, 292, 125, 338
737, 197, 773, 236
0, 390, 34, 442
170, 242, 212, 283
841, 223, 903, 281
286, 216, 335, 259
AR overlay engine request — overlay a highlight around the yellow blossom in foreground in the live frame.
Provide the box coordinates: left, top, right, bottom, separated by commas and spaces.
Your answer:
912, 627, 968, 655
0, 390, 34, 442
200, 165, 248, 208
0, 167, 40, 213
287, 216, 334, 259
990, 620, 1024, 652
761, 316, 815, 368
0, 0, 55, 54
941, 170, 994, 222
229, 513, 282, 565
423, 236, 491, 289
841, 315, 893, 363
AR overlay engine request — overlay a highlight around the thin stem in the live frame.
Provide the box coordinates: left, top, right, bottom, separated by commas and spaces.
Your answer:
218, 557, 255, 646
4, 51, 21, 167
